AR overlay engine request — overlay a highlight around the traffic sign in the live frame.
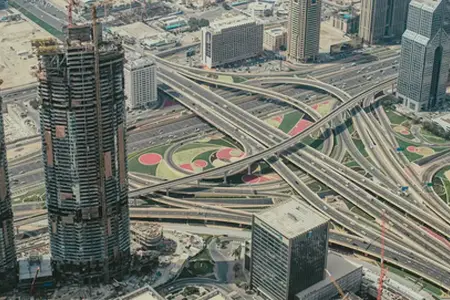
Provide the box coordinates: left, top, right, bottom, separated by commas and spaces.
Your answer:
396, 147, 404, 152
426, 182, 433, 187
401, 186, 409, 192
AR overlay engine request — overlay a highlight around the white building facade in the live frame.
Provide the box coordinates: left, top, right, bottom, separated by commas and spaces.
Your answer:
124, 58, 158, 110
201, 15, 263, 68
263, 27, 287, 51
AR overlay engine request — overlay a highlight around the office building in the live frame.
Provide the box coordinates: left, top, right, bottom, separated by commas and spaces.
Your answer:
397, 0, 450, 112
331, 12, 360, 35
263, 27, 287, 51
295, 253, 362, 300
201, 15, 263, 68
0, 0, 8, 10
0, 94, 17, 291
250, 200, 330, 300
287, 0, 321, 62
33, 24, 130, 282
124, 57, 158, 110
359, 0, 410, 44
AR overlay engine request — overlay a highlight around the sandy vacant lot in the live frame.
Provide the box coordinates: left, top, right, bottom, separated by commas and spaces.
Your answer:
0, 16, 52, 89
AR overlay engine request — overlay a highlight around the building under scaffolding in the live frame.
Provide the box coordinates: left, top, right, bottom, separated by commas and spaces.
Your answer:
0, 90, 17, 292
33, 23, 130, 283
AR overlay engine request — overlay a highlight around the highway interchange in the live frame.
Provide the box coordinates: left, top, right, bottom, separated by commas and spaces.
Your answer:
5, 45, 450, 294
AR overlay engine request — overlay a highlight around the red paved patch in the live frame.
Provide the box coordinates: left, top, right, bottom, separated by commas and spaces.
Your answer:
180, 163, 194, 171
406, 146, 417, 153
217, 147, 244, 160
139, 153, 162, 166
242, 174, 279, 184
272, 115, 283, 123
400, 130, 410, 135
193, 160, 208, 168
311, 104, 319, 110
422, 227, 450, 249
311, 101, 329, 111
288, 119, 312, 136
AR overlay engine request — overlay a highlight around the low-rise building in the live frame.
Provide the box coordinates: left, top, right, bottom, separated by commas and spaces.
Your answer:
295, 253, 363, 300
201, 15, 263, 68
115, 285, 165, 300
263, 27, 287, 51
124, 57, 158, 110
18, 254, 53, 291
331, 12, 359, 35
248, 1, 273, 17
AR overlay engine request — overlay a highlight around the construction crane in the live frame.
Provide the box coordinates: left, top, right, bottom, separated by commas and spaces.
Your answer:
67, 0, 80, 27
325, 268, 348, 300
377, 211, 387, 300
30, 266, 41, 296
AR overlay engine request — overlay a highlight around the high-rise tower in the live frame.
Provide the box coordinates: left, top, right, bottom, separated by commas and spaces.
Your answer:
397, 0, 450, 112
0, 92, 17, 291
287, 0, 321, 63
250, 200, 329, 300
359, 0, 411, 44
33, 24, 130, 282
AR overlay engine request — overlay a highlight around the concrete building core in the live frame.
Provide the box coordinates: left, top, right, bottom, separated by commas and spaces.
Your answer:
287, 0, 321, 62
124, 57, 158, 110
397, 0, 450, 112
359, 0, 410, 44
250, 200, 330, 300
0, 93, 17, 292
201, 15, 263, 68
33, 24, 130, 282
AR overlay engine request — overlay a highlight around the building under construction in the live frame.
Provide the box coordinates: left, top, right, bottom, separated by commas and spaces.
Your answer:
33, 22, 130, 283
0, 91, 17, 291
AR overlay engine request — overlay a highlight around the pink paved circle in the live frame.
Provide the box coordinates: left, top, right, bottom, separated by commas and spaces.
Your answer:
180, 163, 194, 171
406, 146, 417, 153
193, 160, 208, 168
400, 130, 410, 135
139, 153, 162, 166
217, 147, 244, 160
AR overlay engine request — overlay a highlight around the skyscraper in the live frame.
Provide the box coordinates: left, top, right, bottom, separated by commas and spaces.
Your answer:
250, 200, 329, 300
287, 0, 322, 63
124, 57, 158, 110
397, 0, 450, 112
33, 24, 130, 282
359, 0, 411, 44
0, 94, 17, 291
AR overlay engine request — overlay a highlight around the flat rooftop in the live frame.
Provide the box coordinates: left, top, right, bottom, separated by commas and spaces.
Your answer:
209, 15, 257, 32
125, 57, 155, 70
295, 252, 362, 299
18, 254, 52, 281
115, 285, 165, 300
410, 0, 442, 11
110, 22, 163, 40
265, 27, 286, 36
256, 199, 329, 238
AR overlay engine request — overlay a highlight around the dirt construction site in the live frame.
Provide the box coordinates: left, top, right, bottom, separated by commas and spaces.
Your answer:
0, 11, 52, 89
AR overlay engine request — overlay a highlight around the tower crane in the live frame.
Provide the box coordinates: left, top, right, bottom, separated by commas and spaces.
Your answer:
325, 268, 349, 300
377, 211, 388, 300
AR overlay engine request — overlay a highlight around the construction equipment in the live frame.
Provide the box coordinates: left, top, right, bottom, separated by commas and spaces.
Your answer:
377, 211, 387, 300
30, 266, 41, 296
325, 268, 348, 299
